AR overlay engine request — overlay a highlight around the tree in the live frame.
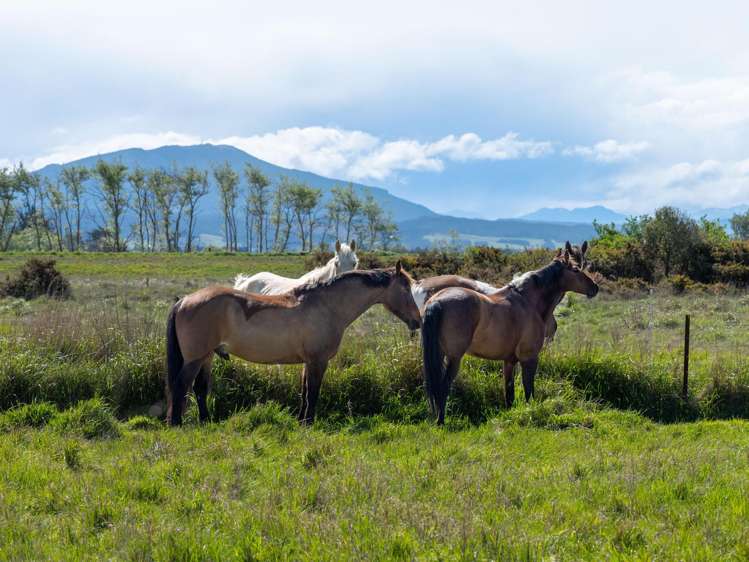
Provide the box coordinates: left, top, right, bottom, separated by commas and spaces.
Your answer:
643, 206, 700, 277
270, 176, 295, 252
326, 186, 345, 243
245, 165, 271, 252
149, 169, 181, 251
379, 218, 399, 250
94, 160, 129, 252
128, 167, 150, 251
15, 164, 45, 250
213, 162, 240, 251
45, 178, 66, 251
730, 210, 749, 240
177, 167, 209, 252
699, 216, 729, 246
60, 165, 90, 250
338, 184, 362, 242
288, 183, 322, 251
0, 167, 18, 251
361, 192, 385, 249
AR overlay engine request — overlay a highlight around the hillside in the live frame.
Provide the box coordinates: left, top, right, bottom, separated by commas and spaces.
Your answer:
518, 205, 627, 224
35, 144, 596, 249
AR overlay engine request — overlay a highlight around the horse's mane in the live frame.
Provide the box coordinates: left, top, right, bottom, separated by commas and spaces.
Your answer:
297, 257, 338, 284
509, 260, 565, 293
293, 268, 397, 296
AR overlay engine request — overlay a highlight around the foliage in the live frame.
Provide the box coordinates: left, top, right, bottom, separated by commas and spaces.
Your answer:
0, 258, 71, 300
50, 398, 121, 439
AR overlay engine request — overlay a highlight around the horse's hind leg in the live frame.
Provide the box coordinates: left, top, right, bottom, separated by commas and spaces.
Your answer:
169, 359, 204, 426
437, 357, 461, 425
520, 357, 539, 402
194, 359, 213, 423
503, 360, 517, 408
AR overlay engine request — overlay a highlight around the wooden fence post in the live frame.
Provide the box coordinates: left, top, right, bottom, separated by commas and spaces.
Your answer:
682, 314, 690, 399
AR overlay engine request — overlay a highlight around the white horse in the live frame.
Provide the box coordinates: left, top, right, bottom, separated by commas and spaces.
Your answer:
234, 240, 359, 295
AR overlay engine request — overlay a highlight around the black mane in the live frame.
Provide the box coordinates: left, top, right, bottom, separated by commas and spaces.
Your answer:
293, 268, 394, 296
511, 260, 565, 293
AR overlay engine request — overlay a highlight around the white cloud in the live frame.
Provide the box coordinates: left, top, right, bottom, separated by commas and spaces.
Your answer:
563, 139, 650, 163
29, 132, 201, 169
427, 133, 552, 161
220, 128, 379, 179
23, 127, 557, 180
604, 158, 749, 212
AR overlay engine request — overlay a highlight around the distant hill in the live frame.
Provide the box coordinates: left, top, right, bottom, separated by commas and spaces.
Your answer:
35, 144, 436, 229
35, 144, 597, 250
397, 215, 597, 250
518, 205, 627, 224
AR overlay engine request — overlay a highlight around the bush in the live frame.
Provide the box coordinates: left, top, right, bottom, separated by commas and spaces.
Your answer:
0, 259, 71, 300
125, 415, 163, 431
51, 398, 121, 439
0, 401, 58, 430
225, 401, 297, 433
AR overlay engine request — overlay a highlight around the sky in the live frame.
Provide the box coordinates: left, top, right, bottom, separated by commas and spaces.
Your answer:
2, 0, 749, 218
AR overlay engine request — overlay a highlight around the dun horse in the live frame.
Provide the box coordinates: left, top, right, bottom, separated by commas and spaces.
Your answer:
234, 240, 358, 295
421, 242, 598, 424
166, 263, 420, 425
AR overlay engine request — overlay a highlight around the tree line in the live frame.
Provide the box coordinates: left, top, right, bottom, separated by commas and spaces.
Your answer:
0, 161, 398, 253
591, 206, 749, 285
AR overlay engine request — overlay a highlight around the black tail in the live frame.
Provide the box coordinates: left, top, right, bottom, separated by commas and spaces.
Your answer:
422, 300, 446, 418
165, 301, 183, 421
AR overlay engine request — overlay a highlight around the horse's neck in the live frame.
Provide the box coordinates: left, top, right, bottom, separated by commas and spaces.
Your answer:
299, 259, 336, 284
521, 282, 565, 323
312, 278, 386, 328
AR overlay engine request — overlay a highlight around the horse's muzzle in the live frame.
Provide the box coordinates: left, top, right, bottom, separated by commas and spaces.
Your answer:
408, 319, 421, 331
587, 285, 599, 298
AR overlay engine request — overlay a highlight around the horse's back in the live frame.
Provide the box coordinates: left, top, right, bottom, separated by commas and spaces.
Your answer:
234, 271, 297, 295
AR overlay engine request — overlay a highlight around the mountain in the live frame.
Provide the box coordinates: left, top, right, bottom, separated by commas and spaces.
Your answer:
35, 144, 596, 250
693, 205, 748, 222
397, 215, 597, 250
518, 205, 627, 224
36, 143, 436, 228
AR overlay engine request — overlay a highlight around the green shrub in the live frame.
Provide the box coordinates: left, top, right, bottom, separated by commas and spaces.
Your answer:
0, 259, 71, 300
51, 398, 121, 439
0, 401, 58, 430
124, 415, 162, 431
225, 401, 297, 433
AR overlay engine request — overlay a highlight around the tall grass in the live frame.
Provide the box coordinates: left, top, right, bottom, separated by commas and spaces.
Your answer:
3, 298, 749, 423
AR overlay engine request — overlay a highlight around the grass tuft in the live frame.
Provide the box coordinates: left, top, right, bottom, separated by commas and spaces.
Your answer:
50, 398, 121, 439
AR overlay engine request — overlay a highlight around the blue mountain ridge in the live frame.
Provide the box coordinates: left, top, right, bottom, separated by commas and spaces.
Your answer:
35, 144, 600, 249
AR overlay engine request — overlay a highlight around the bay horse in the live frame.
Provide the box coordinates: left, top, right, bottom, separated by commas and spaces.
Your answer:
234, 240, 358, 295
165, 263, 420, 426
421, 241, 598, 424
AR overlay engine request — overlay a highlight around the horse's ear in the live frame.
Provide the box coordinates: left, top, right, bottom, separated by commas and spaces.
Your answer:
565, 241, 573, 253
555, 248, 562, 258
350, 240, 356, 251
335, 240, 341, 252
563, 249, 570, 262
581, 240, 588, 255
395, 260, 402, 274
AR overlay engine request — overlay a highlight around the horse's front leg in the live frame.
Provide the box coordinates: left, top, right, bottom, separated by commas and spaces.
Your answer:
520, 357, 539, 402
300, 360, 328, 425
503, 360, 516, 408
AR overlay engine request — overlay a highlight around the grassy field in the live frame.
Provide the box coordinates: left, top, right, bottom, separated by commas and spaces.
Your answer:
2, 251, 749, 559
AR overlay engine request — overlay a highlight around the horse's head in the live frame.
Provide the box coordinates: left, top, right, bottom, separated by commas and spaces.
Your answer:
557, 240, 598, 298
334, 239, 359, 275
382, 260, 421, 331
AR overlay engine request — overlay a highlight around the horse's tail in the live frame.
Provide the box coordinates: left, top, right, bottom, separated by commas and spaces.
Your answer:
165, 300, 183, 421
422, 300, 446, 416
